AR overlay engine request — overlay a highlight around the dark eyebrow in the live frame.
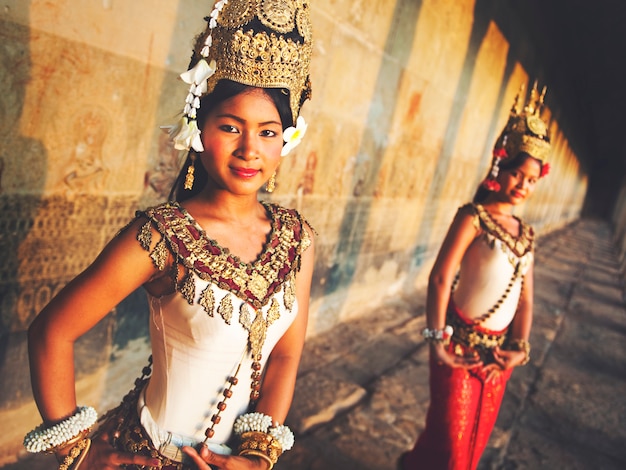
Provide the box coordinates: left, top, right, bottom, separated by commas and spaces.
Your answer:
519, 170, 540, 179
216, 113, 282, 127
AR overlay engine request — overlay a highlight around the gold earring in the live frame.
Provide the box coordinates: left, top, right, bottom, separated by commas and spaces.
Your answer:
184, 154, 195, 190
265, 172, 276, 193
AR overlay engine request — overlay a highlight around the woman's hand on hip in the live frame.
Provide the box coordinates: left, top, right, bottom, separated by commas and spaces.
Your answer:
483, 346, 527, 383
431, 343, 482, 369
183, 445, 271, 470
492, 346, 527, 369
482, 363, 505, 384
79, 432, 162, 469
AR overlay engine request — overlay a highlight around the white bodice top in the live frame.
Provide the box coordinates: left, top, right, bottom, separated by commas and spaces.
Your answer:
144, 279, 297, 444
452, 204, 534, 331
135, 201, 310, 449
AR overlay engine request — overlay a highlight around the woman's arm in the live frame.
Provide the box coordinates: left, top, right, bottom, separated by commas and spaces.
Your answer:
490, 260, 534, 376
254, 223, 315, 423
426, 207, 478, 330
426, 207, 481, 368
508, 261, 534, 341
27, 218, 161, 424
489, 260, 534, 380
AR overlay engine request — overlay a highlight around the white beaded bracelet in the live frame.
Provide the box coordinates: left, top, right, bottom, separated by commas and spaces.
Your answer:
422, 325, 454, 345
233, 412, 295, 451
23, 406, 98, 453
233, 412, 272, 434
269, 424, 295, 451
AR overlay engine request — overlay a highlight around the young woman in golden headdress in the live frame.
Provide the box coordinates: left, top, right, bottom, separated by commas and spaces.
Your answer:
399, 83, 552, 470
25, 1, 314, 469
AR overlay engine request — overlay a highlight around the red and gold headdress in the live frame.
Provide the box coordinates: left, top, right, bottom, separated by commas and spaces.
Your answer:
483, 81, 552, 191
167, 0, 313, 155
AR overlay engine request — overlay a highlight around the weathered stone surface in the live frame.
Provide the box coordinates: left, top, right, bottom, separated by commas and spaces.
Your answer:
0, 0, 611, 467
4, 219, 626, 470
279, 220, 626, 470
289, 373, 367, 435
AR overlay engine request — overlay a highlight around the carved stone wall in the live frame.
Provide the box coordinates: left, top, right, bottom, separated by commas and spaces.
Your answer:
0, 0, 590, 463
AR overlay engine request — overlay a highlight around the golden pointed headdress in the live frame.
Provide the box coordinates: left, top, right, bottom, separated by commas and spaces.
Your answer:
170, 0, 313, 152
495, 81, 551, 162
481, 81, 551, 190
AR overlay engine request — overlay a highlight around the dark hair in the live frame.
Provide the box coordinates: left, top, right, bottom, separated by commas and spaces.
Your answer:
472, 152, 544, 204
169, 80, 293, 202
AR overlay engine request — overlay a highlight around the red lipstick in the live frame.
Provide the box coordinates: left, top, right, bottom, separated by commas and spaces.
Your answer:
232, 167, 259, 178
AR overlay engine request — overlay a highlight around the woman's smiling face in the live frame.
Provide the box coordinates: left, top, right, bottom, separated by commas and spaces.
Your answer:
497, 156, 542, 204
198, 87, 284, 195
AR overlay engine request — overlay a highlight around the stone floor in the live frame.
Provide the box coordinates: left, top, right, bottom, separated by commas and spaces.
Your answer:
5, 218, 626, 469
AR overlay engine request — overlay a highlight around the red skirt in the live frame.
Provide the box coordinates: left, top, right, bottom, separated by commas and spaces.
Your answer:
402, 305, 512, 470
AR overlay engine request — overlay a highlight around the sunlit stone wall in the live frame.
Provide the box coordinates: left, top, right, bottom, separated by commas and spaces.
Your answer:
0, 0, 587, 462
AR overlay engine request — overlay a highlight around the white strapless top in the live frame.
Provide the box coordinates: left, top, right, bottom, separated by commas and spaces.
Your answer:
133, 201, 311, 450
452, 204, 534, 330
144, 279, 297, 444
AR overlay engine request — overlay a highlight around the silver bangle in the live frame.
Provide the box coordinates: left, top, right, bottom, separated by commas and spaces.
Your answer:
422, 325, 454, 345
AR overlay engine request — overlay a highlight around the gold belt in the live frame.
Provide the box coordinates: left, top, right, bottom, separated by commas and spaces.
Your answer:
447, 311, 508, 351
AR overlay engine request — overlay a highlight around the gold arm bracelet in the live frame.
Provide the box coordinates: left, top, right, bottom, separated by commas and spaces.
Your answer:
58, 437, 90, 470
508, 338, 531, 365
239, 449, 274, 470
53, 429, 90, 461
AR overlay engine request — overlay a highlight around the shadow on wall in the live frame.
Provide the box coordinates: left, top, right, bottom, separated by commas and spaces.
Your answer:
96, 0, 203, 404
0, 7, 153, 414
317, 0, 521, 326
316, 0, 424, 331
402, 0, 519, 293
0, 12, 48, 411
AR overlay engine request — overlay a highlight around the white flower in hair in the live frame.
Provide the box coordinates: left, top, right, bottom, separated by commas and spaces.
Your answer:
215, 0, 228, 11
180, 59, 217, 96
171, 117, 204, 152
281, 116, 308, 156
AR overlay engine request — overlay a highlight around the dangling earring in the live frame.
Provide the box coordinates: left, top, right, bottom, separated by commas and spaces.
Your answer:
265, 172, 276, 193
482, 139, 508, 192
184, 153, 196, 190
481, 159, 501, 191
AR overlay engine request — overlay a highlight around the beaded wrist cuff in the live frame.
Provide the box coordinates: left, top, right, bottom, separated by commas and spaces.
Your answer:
239, 449, 274, 470
233, 412, 295, 468
58, 437, 91, 470
507, 338, 531, 365
239, 431, 282, 468
23, 406, 98, 453
233, 412, 295, 451
422, 325, 454, 347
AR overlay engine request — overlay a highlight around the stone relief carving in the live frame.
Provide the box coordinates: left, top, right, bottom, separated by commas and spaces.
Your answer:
63, 108, 110, 193
143, 131, 180, 202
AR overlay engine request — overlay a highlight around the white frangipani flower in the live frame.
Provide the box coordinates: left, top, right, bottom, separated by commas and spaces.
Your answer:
179, 59, 216, 95
281, 116, 308, 156
171, 117, 204, 152
163, 0, 228, 153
